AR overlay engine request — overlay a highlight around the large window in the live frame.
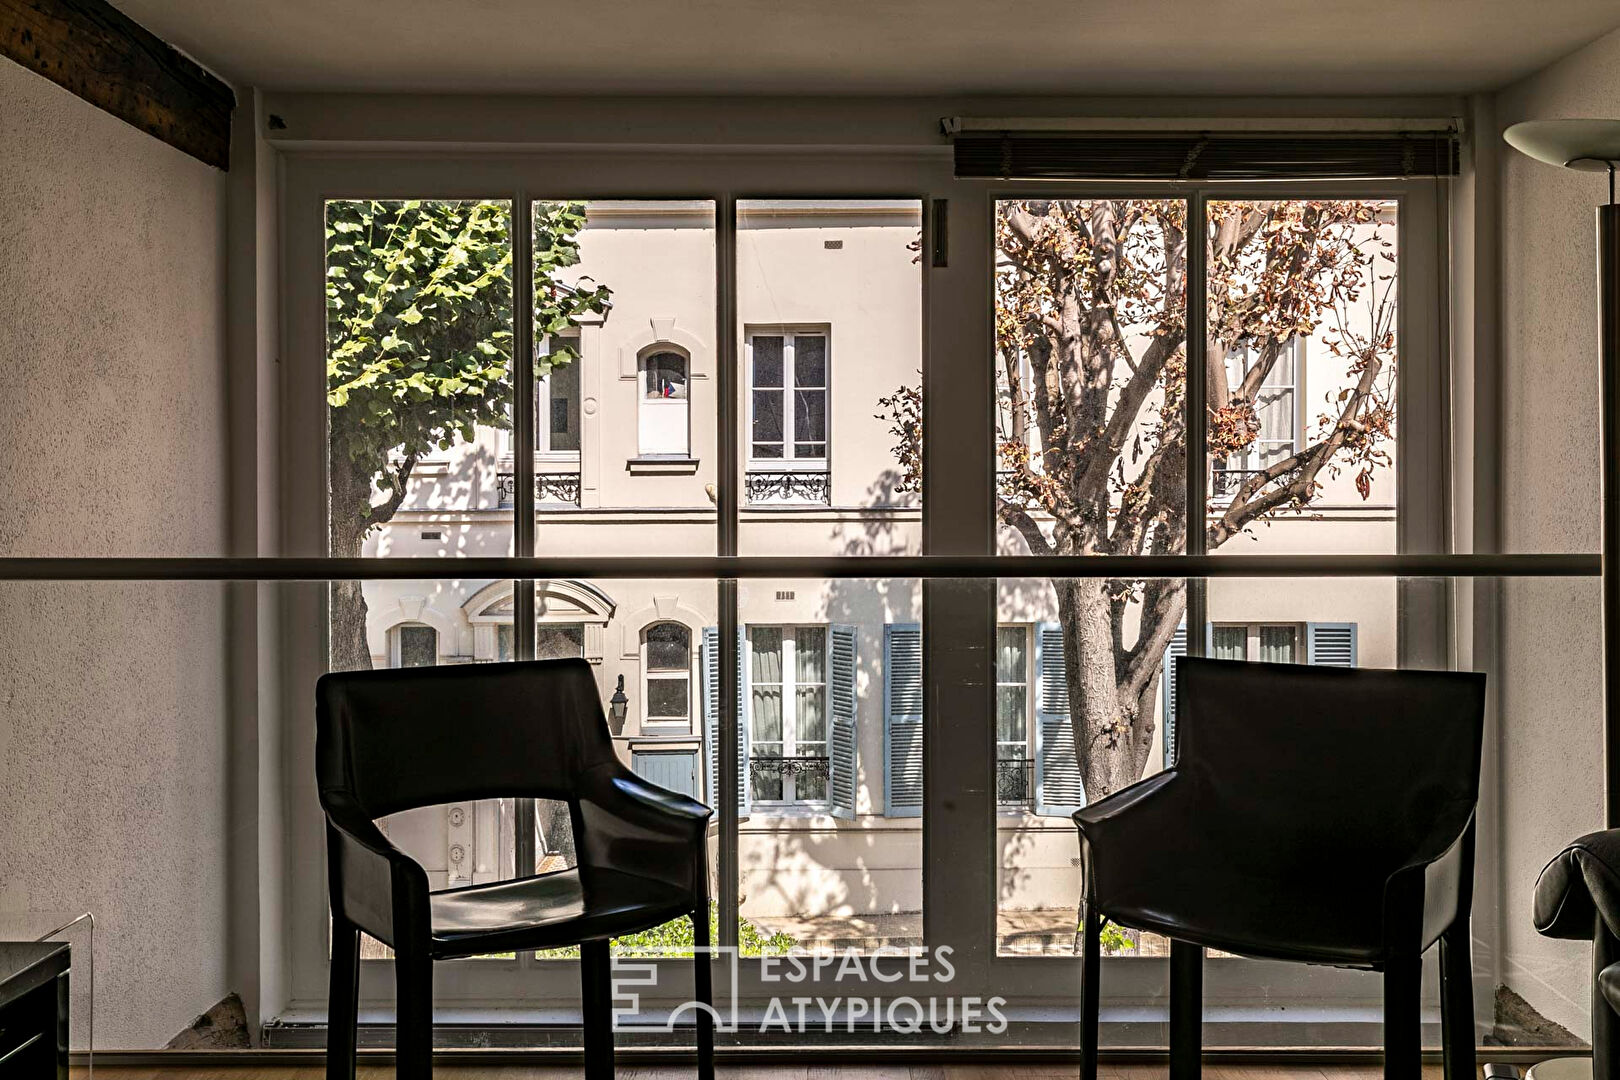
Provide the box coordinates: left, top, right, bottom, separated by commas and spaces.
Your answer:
1214, 338, 1298, 502
995, 626, 1031, 808
539, 332, 582, 456
747, 625, 829, 804
746, 329, 829, 505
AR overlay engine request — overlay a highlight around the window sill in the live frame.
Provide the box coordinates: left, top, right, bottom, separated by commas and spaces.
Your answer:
626, 456, 700, 475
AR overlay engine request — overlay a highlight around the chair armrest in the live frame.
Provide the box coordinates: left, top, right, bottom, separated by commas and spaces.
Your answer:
1072, 771, 1184, 907
1535, 828, 1620, 941
1381, 812, 1475, 953
323, 792, 429, 946
576, 763, 713, 896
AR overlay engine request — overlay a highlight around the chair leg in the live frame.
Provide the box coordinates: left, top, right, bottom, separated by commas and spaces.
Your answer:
582, 938, 616, 1080
692, 903, 716, 1080
326, 916, 360, 1080
1383, 954, 1422, 1080
1080, 903, 1101, 1080
1596, 913, 1620, 1080
1170, 940, 1203, 1080
394, 942, 433, 1080
1439, 920, 1476, 1080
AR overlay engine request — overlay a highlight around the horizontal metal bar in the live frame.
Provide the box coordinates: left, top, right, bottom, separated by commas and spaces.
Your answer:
0, 553, 1596, 582
942, 116, 1460, 135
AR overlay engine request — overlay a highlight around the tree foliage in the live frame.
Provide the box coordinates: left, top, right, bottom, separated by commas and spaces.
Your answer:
325, 199, 611, 671
883, 199, 1397, 798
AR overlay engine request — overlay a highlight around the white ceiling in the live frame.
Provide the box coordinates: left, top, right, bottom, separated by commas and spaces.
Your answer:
119, 0, 1620, 97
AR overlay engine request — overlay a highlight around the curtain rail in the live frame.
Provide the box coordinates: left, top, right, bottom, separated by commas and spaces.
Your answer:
0, 553, 1596, 582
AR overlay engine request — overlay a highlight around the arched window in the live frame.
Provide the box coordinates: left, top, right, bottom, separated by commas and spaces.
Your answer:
638, 349, 689, 456
643, 621, 692, 730
393, 624, 438, 668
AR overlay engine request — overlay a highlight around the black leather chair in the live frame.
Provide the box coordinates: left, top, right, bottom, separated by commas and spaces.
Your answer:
316, 658, 715, 1080
1534, 830, 1620, 1080
1074, 657, 1486, 1080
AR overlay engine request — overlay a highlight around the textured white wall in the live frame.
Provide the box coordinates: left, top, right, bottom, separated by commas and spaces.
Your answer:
1495, 24, 1620, 1039
0, 60, 232, 1047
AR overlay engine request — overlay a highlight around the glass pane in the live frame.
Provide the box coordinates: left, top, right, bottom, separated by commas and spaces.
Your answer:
738, 199, 922, 535
535, 623, 584, 660
1207, 199, 1397, 541
398, 625, 438, 667
642, 352, 688, 400
794, 389, 827, 449
1212, 625, 1247, 661
752, 390, 785, 448
750, 628, 784, 743
995, 198, 1188, 561
646, 678, 688, 718
546, 357, 580, 453
751, 335, 785, 387
646, 622, 690, 669
795, 335, 827, 387
1260, 624, 1298, 663
530, 200, 716, 546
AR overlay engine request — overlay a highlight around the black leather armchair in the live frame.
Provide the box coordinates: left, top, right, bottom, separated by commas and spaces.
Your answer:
1074, 657, 1487, 1080
317, 658, 715, 1080
1534, 830, 1620, 1080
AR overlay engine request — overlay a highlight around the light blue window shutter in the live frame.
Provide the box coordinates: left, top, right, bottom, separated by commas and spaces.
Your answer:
884, 623, 924, 818
828, 625, 858, 820
1162, 623, 1188, 767
1034, 622, 1086, 817
701, 627, 749, 818
1306, 622, 1358, 667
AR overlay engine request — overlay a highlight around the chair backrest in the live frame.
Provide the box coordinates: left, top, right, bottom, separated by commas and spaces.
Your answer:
316, 658, 617, 819
1173, 657, 1486, 868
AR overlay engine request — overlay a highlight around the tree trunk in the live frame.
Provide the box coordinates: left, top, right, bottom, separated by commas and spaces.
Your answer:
329, 429, 377, 674
1057, 577, 1157, 800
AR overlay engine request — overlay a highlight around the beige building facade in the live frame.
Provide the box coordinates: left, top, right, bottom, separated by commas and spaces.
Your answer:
355, 199, 1398, 949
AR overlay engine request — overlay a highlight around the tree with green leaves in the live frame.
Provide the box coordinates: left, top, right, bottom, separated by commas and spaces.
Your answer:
325, 199, 611, 672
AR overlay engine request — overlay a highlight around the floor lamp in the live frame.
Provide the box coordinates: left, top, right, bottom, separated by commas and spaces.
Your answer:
1504, 118, 1620, 1080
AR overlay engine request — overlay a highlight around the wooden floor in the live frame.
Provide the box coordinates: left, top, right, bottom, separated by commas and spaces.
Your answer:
76, 1066, 1449, 1080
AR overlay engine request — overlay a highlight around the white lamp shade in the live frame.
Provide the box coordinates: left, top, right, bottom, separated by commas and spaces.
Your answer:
1504, 119, 1620, 172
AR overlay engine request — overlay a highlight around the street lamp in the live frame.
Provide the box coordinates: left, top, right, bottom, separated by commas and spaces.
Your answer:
609, 673, 629, 734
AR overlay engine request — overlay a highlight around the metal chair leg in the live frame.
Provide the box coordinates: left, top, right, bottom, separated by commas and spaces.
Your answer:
1439, 919, 1476, 1080
394, 942, 433, 1080
326, 916, 360, 1080
583, 938, 616, 1080
693, 901, 716, 1080
1597, 914, 1620, 1080
1170, 940, 1204, 1080
1383, 953, 1422, 1080
1080, 903, 1102, 1080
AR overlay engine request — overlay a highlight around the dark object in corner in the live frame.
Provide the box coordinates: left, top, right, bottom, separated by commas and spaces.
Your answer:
1073, 658, 1487, 1080
166, 991, 250, 1049
317, 659, 715, 1080
0, 940, 69, 1076
1534, 830, 1620, 1080
1492, 984, 1581, 1047
0, 0, 235, 170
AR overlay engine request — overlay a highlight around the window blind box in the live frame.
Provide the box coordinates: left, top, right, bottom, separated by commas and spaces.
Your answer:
950, 128, 1461, 181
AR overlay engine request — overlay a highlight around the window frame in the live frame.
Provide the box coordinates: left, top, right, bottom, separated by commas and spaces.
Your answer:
537, 330, 583, 460
636, 346, 693, 458
280, 147, 1451, 1040
994, 623, 1032, 812
744, 325, 831, 471
745, 623, 832, 808
641, 620, 694, 733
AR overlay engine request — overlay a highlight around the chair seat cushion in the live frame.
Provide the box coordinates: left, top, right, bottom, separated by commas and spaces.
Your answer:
429, 867, 696, 958
1089, 847, 1390, 967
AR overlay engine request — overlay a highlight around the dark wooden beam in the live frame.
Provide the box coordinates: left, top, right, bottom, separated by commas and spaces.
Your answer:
2, 0, 234, 170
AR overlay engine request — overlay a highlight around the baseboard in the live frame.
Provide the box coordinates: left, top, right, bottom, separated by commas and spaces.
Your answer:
76, 1044, 1592, 1067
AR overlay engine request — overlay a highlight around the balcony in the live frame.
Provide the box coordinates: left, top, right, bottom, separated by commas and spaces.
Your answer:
996, 755, 1033, 807
495, 471, 582, 509
748, 754, 831, 782
745, 469, 830, 505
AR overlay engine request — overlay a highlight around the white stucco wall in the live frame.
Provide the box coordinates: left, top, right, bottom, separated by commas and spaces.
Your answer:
1494, 23, 1620, 1038
0, 61, 232, 1047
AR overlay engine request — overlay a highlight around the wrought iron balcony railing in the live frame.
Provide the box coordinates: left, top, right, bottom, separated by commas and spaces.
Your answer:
746, 470, 831, 506
496, 472, 582, 508
996, 755, 1034, 806
748, 754, 831, 780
